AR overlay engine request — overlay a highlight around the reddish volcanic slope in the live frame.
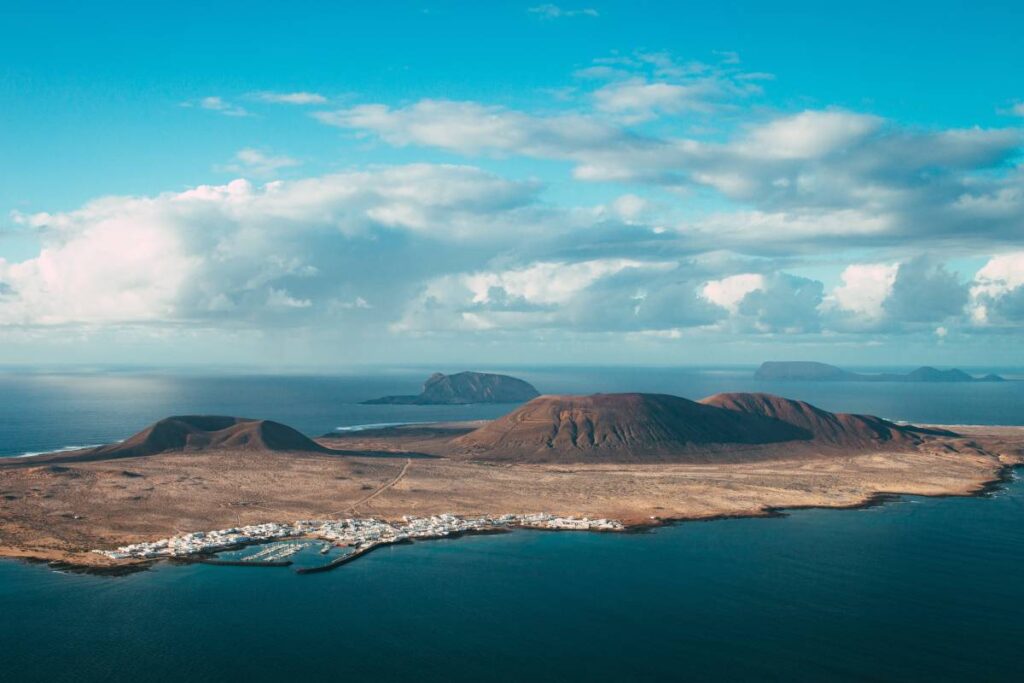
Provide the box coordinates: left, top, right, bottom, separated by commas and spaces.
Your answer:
450, 392, 948, 463
698, 392, 938, 448
450, 393, 808, 463
66, 416, 328, 462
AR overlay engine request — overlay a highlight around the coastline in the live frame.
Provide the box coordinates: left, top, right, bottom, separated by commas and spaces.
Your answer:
3, 461, 1018, 577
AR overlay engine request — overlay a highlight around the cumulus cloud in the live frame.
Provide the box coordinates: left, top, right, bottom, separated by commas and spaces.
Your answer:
883, 258, 968, 323
825, 262, 899, 322
392, 258, 717, 334
970, 251, 1024, 324
0, 165, 547, 327
703, 272, 823, 332
9, 54, 1024, 357
702, 273, 765, 313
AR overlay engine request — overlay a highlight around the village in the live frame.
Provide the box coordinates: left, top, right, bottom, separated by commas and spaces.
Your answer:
93, 513, 625, 562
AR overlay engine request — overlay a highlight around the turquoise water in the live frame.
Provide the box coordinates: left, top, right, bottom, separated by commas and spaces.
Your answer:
1, 367, 1023, 681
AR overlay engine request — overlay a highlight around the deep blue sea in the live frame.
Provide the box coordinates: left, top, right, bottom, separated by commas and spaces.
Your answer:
1, 366, 1023, 681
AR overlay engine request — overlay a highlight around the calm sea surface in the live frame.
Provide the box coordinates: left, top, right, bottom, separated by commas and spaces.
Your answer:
1, 367, 1022, 681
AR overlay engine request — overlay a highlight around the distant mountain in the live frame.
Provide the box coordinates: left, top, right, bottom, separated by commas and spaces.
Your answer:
755, 361, 1004, 382
363, 371, 540, 405
448, 392, 943, 463
754, 361, 860, 381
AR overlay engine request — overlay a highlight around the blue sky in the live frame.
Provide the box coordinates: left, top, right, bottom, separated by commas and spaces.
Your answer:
1, 1, 1023, 367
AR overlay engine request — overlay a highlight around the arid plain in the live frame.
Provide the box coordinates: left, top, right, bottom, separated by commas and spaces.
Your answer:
2, 410, 1021, 570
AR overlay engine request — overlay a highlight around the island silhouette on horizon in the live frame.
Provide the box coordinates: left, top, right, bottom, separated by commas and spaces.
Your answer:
755, 361, 1005, 382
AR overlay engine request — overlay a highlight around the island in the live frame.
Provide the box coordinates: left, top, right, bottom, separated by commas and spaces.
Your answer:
1, 391, 1021, 573
362, 371, 540, 405
755, 361, 1005, 382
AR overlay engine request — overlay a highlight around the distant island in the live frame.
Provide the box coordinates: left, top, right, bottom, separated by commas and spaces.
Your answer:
755, 361, 1005, 383
362, 371, 540, 405
3, 389, 1021, 573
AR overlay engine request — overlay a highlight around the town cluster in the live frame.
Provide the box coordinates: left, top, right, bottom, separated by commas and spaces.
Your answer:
93, 513, 624, 560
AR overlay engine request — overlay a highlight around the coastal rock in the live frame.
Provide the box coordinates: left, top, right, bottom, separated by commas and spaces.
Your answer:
362, 371, 540, 405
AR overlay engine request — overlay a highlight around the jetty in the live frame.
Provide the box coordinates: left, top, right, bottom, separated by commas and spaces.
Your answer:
296, 540, 405, 574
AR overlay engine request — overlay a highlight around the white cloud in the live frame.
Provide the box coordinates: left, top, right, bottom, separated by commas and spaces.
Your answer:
324, 93, 1022, 250
702, 273, 765, 312
883, 258, 968, 323
187, 96, 250, 117
253, 91, 327, 105
973, 251, 1024, 295
826, 263, 898, 319
527, 4, 598, 19
464, 259, 670, 305
738, 110, 881, 160
315, 99, 622, 157
970, 251, 1024, 324
266, 287, 312, 309
333, 296, 371, 310
687, 209, 892, 242
593, 78, 721, 119
0, 165, 545, 327
611, 194, 648, 222
394, 259, 677, 333
217, 148, 301, 177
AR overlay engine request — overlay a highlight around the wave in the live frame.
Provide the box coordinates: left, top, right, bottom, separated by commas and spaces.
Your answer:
333, 421, 429, 433
11, 444, 102, 458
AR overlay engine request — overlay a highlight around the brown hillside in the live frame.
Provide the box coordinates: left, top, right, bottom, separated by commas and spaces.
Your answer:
698, 392, 952, 448
450, 393, 809, 463
21, 416, 328, 465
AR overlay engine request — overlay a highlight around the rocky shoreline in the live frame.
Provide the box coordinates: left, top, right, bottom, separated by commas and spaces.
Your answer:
4, 463, 1019, 577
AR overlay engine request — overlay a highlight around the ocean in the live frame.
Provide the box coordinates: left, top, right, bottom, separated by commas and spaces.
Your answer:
1, 366, 1022, 681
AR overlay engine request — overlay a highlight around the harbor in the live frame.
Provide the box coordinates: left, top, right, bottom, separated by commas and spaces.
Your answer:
93, 513, 624, 573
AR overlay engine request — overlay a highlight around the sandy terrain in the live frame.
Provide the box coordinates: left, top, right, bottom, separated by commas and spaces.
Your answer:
1, 424, 1022, 570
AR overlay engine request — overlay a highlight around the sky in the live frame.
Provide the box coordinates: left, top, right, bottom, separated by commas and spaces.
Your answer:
1, 0, 1023, 368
